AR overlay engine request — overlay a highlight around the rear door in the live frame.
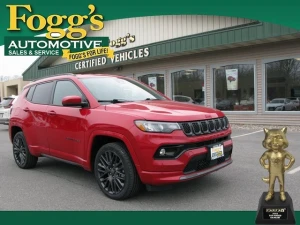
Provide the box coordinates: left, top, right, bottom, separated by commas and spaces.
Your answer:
22, 81, 54, 155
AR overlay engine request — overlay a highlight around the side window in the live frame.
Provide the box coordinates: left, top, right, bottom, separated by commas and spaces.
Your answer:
26, 86, 35, 101
31, 82, 54, 105
52, 80, 83, 106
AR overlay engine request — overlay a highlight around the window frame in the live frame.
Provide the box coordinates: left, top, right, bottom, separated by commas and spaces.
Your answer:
29, 81, 55, 105
25, 85, 36, 102
169, 66, 206, 104
262, 55, 300, 114
50, 78, 90, 108
210, 60, 257, 114
135, 71, 167, 96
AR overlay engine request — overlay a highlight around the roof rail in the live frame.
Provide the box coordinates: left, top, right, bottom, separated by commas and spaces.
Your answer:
31, 73, 76, 82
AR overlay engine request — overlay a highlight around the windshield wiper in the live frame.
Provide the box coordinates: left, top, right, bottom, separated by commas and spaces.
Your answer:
98, 99, 133, 104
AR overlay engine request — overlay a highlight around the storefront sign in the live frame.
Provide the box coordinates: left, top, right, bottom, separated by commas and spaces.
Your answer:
110, 33, 136, 48
5, 4, 115, 59
226, 69, 238, 90
74, 47, 150, 70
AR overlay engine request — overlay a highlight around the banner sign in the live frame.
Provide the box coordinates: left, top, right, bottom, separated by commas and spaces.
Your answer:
5, 4, 115, 61
74, 47, 150, 70
148, 77, 157, 90
225, 69, 238, 90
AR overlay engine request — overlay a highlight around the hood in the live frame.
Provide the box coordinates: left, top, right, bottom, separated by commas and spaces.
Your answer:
103, 100, 224, 122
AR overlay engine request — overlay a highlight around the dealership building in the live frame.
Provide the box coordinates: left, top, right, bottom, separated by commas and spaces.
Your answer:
23, 15, 300, 125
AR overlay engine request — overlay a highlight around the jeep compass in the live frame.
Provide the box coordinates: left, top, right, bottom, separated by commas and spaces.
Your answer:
9, 74, 233, 200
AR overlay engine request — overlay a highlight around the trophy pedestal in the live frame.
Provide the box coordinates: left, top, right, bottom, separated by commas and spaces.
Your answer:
255, 192, 296, 225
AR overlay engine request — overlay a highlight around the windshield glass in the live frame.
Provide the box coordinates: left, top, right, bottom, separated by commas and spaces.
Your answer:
0, 98, 13, 107
80, 77, 167, 102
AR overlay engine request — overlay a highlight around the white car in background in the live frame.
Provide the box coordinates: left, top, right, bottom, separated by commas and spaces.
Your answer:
0, 95, 18, 125
266, 98, 297, 111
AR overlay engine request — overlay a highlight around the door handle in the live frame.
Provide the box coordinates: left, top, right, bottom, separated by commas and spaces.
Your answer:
47, 110, 56, 116
23, 107, 30, 112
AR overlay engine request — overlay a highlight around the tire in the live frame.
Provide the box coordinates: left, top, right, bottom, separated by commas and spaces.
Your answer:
12, 131, 38, 169
94, 142, 142, 200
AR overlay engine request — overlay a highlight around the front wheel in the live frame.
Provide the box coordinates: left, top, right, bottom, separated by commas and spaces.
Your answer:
94, 142, 142, 200
12, 131, 38, 169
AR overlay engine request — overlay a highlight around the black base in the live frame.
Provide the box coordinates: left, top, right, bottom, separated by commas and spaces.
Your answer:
255, 192, 296, 225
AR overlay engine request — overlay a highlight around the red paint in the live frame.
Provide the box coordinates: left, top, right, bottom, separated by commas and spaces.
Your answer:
62, 95, 82, 106
9, 74, 233, 186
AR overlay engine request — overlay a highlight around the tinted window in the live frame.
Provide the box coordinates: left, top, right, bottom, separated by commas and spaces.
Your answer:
26, 86, 35, 101
171, 69, 205, 105
31, 82, 54, 105
265, 58, 300, 111
52, 80, 83, 106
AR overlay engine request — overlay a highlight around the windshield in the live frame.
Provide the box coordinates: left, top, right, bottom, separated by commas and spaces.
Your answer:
80, 77, 167, 103
0, 98, 13, 107
270, 99, 284, 103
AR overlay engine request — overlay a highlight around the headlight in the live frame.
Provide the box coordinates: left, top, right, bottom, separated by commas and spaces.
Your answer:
134, 120, 181, 133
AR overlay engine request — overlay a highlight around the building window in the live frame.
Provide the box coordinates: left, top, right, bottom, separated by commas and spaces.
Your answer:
265, 58, 300, 111
171, 69, 205, 105
138, 73, 165, 94
213, 64, 255, 111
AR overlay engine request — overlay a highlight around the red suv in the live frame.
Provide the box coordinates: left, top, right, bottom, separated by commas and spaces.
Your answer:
9, 74, 233, 200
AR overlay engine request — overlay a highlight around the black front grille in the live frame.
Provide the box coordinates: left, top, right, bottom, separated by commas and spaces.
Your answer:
183, 146, 232, 173
180, 117, 229, 137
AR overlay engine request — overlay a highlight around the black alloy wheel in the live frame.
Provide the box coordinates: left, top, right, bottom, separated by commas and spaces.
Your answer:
97, 150, 125, 195
94, 142, 142, 200
13, 131, 38, 169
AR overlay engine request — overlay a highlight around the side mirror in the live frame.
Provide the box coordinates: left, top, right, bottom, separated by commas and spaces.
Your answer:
62, 95, 88, 107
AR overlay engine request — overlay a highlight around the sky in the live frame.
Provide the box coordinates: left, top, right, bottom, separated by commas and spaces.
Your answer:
0, 32, 56, 77
0, 46, 39, 76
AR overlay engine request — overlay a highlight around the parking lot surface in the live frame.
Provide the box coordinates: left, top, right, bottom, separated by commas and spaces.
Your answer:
0, 125, 299, 211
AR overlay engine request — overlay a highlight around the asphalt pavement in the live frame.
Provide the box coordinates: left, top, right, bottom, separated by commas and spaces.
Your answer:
0, 125, 299, 211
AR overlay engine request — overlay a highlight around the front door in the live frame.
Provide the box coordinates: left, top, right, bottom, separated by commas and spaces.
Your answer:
46, 79, 89, 164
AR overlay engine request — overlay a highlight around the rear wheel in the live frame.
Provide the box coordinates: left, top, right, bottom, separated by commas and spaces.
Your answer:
13, 131, 38, 169
94, 142, 142, 200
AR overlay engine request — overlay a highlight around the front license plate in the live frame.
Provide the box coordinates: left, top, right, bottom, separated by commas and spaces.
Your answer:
210, 144, 224, 160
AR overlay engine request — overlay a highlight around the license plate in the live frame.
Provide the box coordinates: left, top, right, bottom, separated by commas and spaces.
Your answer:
210, 144, 224, 160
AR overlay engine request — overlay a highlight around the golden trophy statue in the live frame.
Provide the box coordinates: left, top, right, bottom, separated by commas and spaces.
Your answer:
255, 127, 296, 225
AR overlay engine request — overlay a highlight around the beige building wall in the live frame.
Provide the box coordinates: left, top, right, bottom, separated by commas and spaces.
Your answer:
0, 78, 30, 99
88, 38, 300, 126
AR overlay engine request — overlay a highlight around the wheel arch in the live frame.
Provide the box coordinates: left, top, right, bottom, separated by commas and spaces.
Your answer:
87, 131, 141, 174
10, 125, 23, 143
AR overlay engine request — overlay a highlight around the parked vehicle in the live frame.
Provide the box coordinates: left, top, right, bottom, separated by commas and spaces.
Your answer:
173, 95, 199, 104
287, 97, 300, 110
9, 74, 233, 200
216, 99, 235, 111
0, 95, 18, 125
266, 98, 297, 111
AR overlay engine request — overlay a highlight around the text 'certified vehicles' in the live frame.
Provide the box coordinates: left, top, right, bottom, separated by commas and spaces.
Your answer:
9, 74, 233, 200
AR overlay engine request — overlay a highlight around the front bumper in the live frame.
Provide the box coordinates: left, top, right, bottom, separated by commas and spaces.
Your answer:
137, 137, 233, 185
0, 118, 9, 125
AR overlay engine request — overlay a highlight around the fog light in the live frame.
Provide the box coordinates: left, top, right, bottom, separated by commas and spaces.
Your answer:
159, 148, 166, 156
154, 145, 185, 159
